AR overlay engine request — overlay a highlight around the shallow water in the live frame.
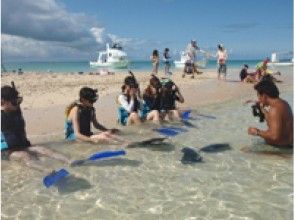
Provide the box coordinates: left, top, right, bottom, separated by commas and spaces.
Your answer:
2, 91, 293, 220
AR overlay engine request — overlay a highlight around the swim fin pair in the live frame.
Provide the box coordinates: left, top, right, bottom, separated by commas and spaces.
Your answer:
43, 150, 126, 188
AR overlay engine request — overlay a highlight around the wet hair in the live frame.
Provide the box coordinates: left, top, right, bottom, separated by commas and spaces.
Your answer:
150, 75, 161, 89
254, 79, 279, 98
79, 87, 98, 102
1, 85, 19, 102
124, 71, 139, 88
218, 44, 224, 50
152, 49, 159, 57
244, 64, 249, 68
164, 48, 169, 52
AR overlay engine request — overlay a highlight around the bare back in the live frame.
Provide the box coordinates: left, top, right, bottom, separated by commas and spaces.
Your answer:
267, 99, 293, 147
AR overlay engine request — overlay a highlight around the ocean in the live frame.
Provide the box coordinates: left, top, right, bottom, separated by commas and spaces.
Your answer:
2, 60, 267, 73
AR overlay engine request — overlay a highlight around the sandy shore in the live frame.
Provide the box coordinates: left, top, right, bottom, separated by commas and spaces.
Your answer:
1, 69, 292, 138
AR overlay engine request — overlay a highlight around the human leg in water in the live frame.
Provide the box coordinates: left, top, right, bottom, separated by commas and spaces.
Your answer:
9, 150, 51, 172
127, 112, 141, 125
27, 145, 71, 164
147, 110, 161, 123
167, 110, 181, 121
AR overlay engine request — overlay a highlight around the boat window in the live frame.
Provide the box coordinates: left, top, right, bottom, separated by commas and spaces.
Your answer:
109, 53, 112, 57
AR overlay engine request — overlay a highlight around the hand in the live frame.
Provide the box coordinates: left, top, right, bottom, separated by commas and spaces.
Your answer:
248, 127, 259, 136
173, 84, 179, 92
129, 88, 137, 97
90, 133, 111, 143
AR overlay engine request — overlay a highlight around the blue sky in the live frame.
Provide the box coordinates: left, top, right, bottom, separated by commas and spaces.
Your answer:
1, 0, 293, 61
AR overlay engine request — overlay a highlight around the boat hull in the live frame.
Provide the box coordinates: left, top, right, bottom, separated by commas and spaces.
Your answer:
89, 61, 128, 69
268, 62, 294, 67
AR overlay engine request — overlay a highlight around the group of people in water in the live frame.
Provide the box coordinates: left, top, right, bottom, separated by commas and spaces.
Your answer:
1, 41, 293, 175
239, 58, 281, 83
117, 72, 184, 125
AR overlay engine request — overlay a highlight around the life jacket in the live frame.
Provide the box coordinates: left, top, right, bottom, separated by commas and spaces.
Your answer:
1, 109, 31, 149
143, 93, 161, 111
65, 102, 95, 140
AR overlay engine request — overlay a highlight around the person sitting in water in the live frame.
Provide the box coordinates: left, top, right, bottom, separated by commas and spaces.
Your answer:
143, 75, 162, 122
247, 80, 293, 148
254, 58, 282, 82
117, 74, 143, 125
239, 64, 257, 83
160, 78, 185, 121
1, 83, 70, 172
65, 87, 120, 143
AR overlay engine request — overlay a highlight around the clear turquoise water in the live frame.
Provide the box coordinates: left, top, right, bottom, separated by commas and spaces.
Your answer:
1, 87, 292, 219
2, 60, 274, 73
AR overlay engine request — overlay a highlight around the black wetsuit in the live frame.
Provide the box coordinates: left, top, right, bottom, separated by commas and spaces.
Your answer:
143, 93, 161, 111
76, 104, 95, 137
1, 109, 31, 149
160, 90, 179, 111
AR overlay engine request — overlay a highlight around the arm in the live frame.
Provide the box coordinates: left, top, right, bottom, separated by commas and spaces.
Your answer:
92, 116, 108, 132
118, 94, 135, 113
92, 115, 119, 134
174, 86, 184, 103
248, 107, 282, 143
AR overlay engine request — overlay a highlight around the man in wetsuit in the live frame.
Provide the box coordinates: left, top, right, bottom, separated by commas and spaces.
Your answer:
248, 80, 293, 147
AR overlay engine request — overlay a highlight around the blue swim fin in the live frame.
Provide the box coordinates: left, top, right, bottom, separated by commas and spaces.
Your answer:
163, 126, 188, 133
43, 168, 69, 188
181, 110, 192, 120
154, 128, 179, 137
71, 150, 126, 167
88, 150, 126, 160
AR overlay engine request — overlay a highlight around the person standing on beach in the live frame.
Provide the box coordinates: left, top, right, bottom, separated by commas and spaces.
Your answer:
216, 44, 228, 80
150, 49, 160, 75
247, 80, 293, 148
163, 48, 172, 76
185, 40, 199, 61
184, 40, 202, 75
1, 84, 70, 172
65, 87, 120, 143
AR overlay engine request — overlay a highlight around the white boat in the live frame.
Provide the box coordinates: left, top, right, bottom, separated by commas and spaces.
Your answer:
90, 43, 128, 68
174, 51, 208, 69
267, 52, 294, 67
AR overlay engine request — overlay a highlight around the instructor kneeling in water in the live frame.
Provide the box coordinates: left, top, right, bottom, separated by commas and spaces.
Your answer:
66, 87, 120, 143
248, 80, 293, 148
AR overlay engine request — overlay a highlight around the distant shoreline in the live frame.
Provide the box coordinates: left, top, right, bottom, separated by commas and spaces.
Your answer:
2, 59, 281, 73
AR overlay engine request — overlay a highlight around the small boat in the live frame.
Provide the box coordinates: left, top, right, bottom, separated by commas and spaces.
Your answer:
267, 53, 294, 67
174, 51, 208, 69
90, 43, 128, 68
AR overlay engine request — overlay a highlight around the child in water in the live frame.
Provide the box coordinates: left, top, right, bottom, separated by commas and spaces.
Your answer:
65, 87, 121, 143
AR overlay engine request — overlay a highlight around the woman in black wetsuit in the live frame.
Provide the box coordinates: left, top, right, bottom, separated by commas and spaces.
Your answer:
143, 75, 162, 122
1, 84, 70, 172
66, 87, 120, 143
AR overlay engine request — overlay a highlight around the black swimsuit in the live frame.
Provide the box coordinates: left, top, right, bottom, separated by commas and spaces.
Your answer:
1, 109, 31, 150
